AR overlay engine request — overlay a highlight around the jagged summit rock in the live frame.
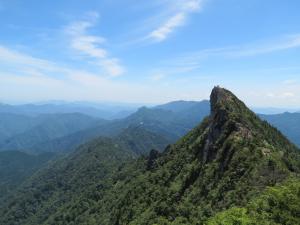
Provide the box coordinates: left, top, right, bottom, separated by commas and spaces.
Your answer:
210, 86, 248, 116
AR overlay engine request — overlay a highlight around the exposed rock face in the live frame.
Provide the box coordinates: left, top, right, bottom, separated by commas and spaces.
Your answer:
202, 87, 245, 163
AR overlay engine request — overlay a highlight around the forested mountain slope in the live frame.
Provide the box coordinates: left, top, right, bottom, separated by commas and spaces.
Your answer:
0, 126, 170, 225
85, 87, 299, 225
1, 87, 299, 225
0, 151, 56, 199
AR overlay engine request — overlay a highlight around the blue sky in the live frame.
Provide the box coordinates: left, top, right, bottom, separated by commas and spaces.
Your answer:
0, 0, 300, 107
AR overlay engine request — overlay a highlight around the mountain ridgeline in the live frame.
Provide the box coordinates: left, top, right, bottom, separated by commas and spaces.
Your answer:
0, 87, 299, 225
1, 99, 300, 155
0, 101, 209, 154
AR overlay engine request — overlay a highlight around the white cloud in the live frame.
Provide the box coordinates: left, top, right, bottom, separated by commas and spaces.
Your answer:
219, 34, 300, 58
182, 0, 203, 11
147, 0, 205, 42
65, 13, 125, 77
71, 34, 107, 58
149, 13, 186, 41
1, 46, 300, 107
99, 58, 124, 77
225, 34, 300, 57
159, 34, 300, 74
0, 45, 210, 103
0, 46, 55, 70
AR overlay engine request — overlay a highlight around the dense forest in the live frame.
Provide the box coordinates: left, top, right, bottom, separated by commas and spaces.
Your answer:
0, 87, 299, 225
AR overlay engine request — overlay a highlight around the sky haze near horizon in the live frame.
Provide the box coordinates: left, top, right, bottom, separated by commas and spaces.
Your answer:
0, 0, 300, 107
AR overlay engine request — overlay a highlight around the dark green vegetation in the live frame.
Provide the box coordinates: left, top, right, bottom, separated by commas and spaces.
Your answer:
260, 112, 300, 147
206, 179, 300, 225
0, 87, 299, 225
116, 126, 170, 155
0, 151, 55, 199
0, 126, 169, 225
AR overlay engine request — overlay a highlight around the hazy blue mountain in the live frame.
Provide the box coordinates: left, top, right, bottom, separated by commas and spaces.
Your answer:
260, 112, 300, 146
1, 100, 299, 155
252, 107, 300, 114
0, 113, 37, 142
0, 151, 56, 199
0, 102, 138, 119
155, 100, 209, 113
17, 99, 300, 154
36, 104, 210, 153
108, 109, 136, 119
0, 113, 105, 153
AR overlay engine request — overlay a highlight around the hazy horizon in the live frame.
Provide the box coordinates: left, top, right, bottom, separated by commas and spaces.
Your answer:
1, 97, 300, 115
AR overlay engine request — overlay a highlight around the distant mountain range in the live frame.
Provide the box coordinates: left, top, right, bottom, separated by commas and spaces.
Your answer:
260, 112, 300, 146
0, 99, 300, 155
252, 107, 300, 114
0, 102, 137, 119
0, 100, 210, 153
1, 87, 299, 225
0, 113, 106, 153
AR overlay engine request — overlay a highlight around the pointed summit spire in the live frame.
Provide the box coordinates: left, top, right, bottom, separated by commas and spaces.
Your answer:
210, 86, 249, 117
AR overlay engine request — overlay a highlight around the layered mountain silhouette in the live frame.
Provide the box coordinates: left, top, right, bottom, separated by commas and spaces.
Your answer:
0, 101, 209, 154
0, 87, 299, 225
0, 113, 104, 152
1, 98, 300, 155
260, 112, 300, 147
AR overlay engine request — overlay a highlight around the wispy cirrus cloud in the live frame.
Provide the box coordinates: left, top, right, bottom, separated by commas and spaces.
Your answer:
146, 0, 205, 42
0, 45, 130, 101
149, 13, 186, 42
159, 34, 300, 73
65, 12, 125, 77
0, 45, 55, 70
147, 34, 300, 82
0, 45, 197, 103
225, 34, 300, 57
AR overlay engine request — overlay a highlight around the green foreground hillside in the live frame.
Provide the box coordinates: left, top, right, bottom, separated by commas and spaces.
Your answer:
0, 87, 299, 225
